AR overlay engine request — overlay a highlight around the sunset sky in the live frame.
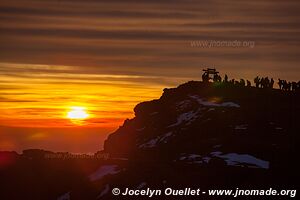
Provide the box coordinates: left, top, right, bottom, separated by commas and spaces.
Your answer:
1, 0, 300, 153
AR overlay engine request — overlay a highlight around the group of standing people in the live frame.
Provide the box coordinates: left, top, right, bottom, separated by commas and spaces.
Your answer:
202, 71, 299, 92
254, 76, 274, 89
225, 76, 252, 87
278, 79, 300, 91
207, 73, 252, 87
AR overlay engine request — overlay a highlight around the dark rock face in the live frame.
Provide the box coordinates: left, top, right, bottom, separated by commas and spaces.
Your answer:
104, 81, 299, 165
91, 81, 299, 199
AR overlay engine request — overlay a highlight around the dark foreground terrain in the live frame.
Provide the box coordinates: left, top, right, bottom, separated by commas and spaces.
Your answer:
1, 81, 299, 200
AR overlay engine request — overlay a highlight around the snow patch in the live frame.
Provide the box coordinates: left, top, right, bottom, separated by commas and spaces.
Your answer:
235, 124, 248, 130
176, 100, 192, 111
160, 132, 173, 143
139, 137, 159, 148
177, 153, 202, 163
211, 152, 269, 169
139, 132, 173, 148
137, 182, 147, 189
168, 111, 198, 127
177, 152, 269, 169
202, 156, 211, 163
57, 192, 70, 200
186, 154, 202, 160
136, 127, 145, 131
220, 102, 241, 108
89, 165, 121, 181
97, 184, 110, 199
190, 95, 240, 108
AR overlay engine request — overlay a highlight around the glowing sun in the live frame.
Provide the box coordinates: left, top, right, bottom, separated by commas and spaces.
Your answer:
67, 106, 89, 120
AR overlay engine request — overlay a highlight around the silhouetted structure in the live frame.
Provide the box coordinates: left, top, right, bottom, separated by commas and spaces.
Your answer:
202, 68, 220, 83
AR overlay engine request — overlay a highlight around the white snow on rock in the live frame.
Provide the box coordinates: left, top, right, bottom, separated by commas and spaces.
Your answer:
185, 154, 202, 160
220, 102, 240, 108
177, 153, 203, 163
168, 111, 198, 127
89, 165, 121, 181
160, 132, 173, 143
137, 182, 147, 189
202, 156, 211, 163
139, 137, 159, 148
176, 100, 192, 111
177, 153, 209, 164
177, 152, 269, 169
210, 152, 269, 169
167, 95, 239, 128
136, 127, 145, 131
97, 184, 110, 199
139, 132, 173, 148
57, 192, 70, 200
235, 124, 248, 130
190, 95, 240, 108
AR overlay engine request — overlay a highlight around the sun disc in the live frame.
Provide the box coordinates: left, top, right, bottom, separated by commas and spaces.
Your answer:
67, 107, 89, 120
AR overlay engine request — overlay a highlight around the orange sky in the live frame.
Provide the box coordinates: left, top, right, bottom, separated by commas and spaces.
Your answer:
0, 63, 168, 128
0, 62, 175, 153
1, 0, 300, 153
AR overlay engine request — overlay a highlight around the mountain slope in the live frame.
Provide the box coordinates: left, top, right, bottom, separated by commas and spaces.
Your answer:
104, 81, 299, 168
39, 81, 299, 200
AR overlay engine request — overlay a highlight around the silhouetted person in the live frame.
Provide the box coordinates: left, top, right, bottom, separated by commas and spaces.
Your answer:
264, 77, 270, 89
254, 76, 260, 88
291, 82, 297, 91
202, 72, 209, 83
287, 82, 292, 91
224, 74, 228, 83
213, 74, 221, 82
283, 81, 291, 91
270, 78, 274, 89
240, 79, 245, 86
253, 76, 297, 91
246, 80, 251, 87
260, 77, 265, 88
278, 79, 283, 90
282, 80, 287, 91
